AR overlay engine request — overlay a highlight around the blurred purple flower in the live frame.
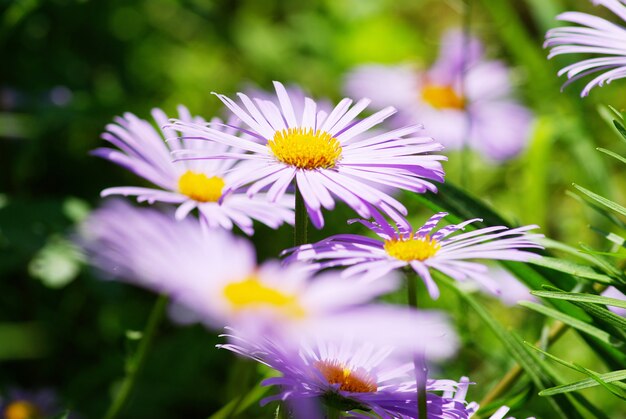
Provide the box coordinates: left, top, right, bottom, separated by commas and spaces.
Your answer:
284, 212, 543, 299
545, 0, 626, 96
79, 201, 458, 354
601, 286, 626, 316
169, 81, 446, 228
93, 105, 294, 235
463, 265, 538, 306
345, 30, 533, 162
220, 332, 467, 418
0, 388, 60, 419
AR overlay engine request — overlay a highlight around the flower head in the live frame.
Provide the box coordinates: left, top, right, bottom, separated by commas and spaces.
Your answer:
92, 105, 294, 235
169, 82, 446, 228
0, 388, 60, 419
545, 0, 626, 96
219, 332, 466, 418
79, 200, 455, 350
345, 30, 533, 161
284, 212, 543, 299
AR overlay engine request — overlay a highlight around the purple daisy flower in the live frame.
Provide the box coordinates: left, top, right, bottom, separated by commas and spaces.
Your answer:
545, 0, 626, 96
79, 200, 457, 353
219, 332, 471, 419
169, 81, 446, 228
92, 105, 294, 235
345, 30, 533, 162
283, 212, 543, 299
0, 388, 60, 419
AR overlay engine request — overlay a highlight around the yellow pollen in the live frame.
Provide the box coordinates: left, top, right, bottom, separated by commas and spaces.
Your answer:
268, 128, 342, 170
422, 84, 465, 109
178, 171, 225, 202
223, 276, 305, 318
384, 234, 441, 261
315, 360, 378, 393
4, 401, 41, 419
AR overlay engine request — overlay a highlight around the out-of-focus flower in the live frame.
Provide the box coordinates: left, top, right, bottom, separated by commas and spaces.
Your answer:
545, 0, 626, 96
79, 201, 457, 354
456, 265, 538, 306
0, 388, 60, 419
170, 81, 446, 228
219, 332, 467, 418
284, 212, 543, 299
345, 30, 533, 161
93, 106, 294, 235
601, 286, 626, 316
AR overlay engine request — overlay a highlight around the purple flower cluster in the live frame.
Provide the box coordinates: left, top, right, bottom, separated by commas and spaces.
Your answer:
81, 38, 546, 416
345, 30, 534, 162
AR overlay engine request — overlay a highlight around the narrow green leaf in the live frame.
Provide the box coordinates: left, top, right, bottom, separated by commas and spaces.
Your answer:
597, 147, 626, 165
566, 191, 626, 230
578, 243, 626, 280
573, 365, 626, 401
573, 184, 626, 217
527, 344, 626, 400
613, 119, 626, 144
531, 290, 626, 309
519, 302, 622, 346
540, 238, 613, 267
527, 257, 615, 284
536, 286, 626, 334
540, 370, 626, 396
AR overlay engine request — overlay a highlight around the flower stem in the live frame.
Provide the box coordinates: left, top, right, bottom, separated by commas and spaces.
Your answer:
103, 294, 169, 419
294, 182, 309, 246
326, 407, 342, 419
406, 274, 428, 419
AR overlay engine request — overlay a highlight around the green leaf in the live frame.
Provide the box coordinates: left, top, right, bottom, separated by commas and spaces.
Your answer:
613, 119, 626, 144
519, 302, 622, 346
540, 370, 626, 396
531, 290, 626, 309
527, 257, 615, 284
534, 286, 626, 335
527, 344, 626, 400
574, 365, 626, 401
540, 238, 615, 267
597, 147, 626, 166
566, 191, 626, 230
573, 184, 626, 217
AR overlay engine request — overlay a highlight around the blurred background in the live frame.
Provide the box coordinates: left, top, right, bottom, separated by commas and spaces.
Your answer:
1, 0, 625, 417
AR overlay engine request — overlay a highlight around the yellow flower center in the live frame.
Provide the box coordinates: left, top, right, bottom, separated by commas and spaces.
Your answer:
422, 84, 464, 109
268, 128, 342, 170
4, 401, 41, 419
384, 234, 441, 261
223, 276, 305, 318
315, 360, 378, 393
178, 171, 225, 202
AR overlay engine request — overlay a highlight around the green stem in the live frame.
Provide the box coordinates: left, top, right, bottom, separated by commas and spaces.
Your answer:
406, 273, 427, 419
103, 294, 169, 419
294, 182, 309, 246
326, 407, 342, 419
